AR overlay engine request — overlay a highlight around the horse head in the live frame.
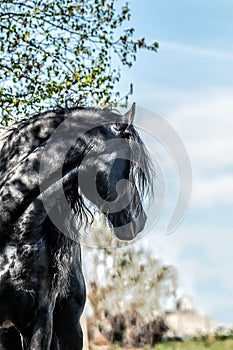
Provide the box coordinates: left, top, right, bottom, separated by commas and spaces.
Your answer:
75, 104, 154, 241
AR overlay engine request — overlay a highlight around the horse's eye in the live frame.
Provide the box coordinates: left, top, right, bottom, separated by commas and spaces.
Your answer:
111, 123, 123, 133
111, 123, 130, 135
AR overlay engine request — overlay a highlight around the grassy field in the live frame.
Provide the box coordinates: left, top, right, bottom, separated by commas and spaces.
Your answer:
154, 339, 233, 350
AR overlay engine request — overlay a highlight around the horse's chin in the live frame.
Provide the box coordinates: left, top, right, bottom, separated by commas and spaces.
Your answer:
114, 225, 136, 241
109, 212, 147, 241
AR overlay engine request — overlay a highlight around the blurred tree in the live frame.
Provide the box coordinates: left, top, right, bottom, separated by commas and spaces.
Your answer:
83, 217, 177, 345
0, 0, 158, 123
86, 243, 177, 322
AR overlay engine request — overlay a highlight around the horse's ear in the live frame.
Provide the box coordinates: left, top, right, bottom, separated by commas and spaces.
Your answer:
122, 103, 136, 126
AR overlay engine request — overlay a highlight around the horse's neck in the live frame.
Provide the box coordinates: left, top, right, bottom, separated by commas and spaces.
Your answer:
0, 111, 92, 230
0, 107, 112, 231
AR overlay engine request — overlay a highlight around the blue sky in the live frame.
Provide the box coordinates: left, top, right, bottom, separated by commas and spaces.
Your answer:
116, 1, 233, 325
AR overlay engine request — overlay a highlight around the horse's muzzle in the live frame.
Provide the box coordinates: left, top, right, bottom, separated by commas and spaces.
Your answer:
108, 210, 147, 241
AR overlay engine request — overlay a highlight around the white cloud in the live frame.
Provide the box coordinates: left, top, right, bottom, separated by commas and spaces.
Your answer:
193, 175, 233, 207
161, 41, 233, 61
167, 89, 233, 207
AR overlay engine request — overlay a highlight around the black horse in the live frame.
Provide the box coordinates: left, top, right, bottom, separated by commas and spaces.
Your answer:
0, 105, 153, 349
